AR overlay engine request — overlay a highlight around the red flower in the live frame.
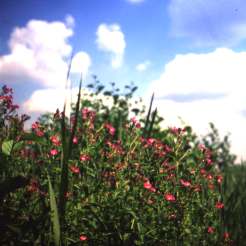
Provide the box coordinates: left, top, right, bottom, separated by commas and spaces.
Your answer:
36, 129, 44, 137
143, 181, 156, 192
131, 117, 141, 128
50, 135, 61, 146
70, 166, 80, 174
147, 138, 155, 145
180, 179, 191, 187
224, 232, 230, 240
31, 122, 40, 129
144, 181, 152, 190
216, 175, 223, 184
207, 227, 215, 234
105, 123, 115, 136
215, 202, 224, 209
164, 193, 176, 202
50, 149, 58, 156
80, 154, 91, 162
79, 235, 87, 241
73, 136, 78, 144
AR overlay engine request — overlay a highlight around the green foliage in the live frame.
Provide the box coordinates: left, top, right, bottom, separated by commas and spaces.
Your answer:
202, 123, 236, 170
0, 82, 238, 245
223, 163, 246, 244
48, 175, 61, 246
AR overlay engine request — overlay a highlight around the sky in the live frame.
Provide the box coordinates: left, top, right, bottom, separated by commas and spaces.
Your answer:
1, 0, 246, 160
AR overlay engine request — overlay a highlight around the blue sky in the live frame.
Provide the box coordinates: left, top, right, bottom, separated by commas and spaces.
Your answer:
1, 0, 246, 160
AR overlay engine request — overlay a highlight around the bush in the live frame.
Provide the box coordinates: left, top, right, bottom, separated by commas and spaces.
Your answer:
0, 83, 231, 245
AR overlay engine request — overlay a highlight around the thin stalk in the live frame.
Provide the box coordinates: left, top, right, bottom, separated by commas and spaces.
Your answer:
143, 93, 154, 138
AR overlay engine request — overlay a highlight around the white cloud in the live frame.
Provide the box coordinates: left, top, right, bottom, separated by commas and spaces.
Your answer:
65, 14, 75, 28
70, 51, 91, 76
146, 48, 246, 160
0, 18, 91, 88
136, 60, 151, 71
23, 87, 114, 116
96, 23, 126, 68
168, 0, 246, 46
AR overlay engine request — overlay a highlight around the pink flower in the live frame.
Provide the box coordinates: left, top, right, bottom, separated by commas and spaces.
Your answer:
105, 123, 115, 136
50, 149, 58, 156
223, 232, 230, 240
207, 227, 215, 234
79, 235, 87, 241
206, 173, 213, 180
73, 136, 78, 144
36, 130, 44, 137
31, 122, 40, 129
215, 202, 224, 209
206, 158, 213, 166
130, 117, 141, 128
143, 181, 156, 192
50, 135, 61, 146
147, 138, 155, 145
80, 154, 91, 162
164, 193, 176, 202
82, 108, 90, 120
180, 179, 191, 187
70, 166, 80, 174
216, 175, 223, 184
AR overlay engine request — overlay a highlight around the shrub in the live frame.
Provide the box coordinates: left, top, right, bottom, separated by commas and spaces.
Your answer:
0, 83, 231, 245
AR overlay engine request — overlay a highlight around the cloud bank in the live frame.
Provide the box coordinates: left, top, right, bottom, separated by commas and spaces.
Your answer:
147, 48, 246, 160
0, 17, 91, 117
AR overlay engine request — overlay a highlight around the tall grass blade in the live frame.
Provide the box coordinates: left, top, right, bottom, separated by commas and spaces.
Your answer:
143, 93, 154, 137
48, 175, 61, 246
147, 107, 157, 138
58, 54, 73, 227
68, 75, 82, 157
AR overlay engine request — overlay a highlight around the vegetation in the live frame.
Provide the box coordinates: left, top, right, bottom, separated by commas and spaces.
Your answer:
0, 80, 244, 245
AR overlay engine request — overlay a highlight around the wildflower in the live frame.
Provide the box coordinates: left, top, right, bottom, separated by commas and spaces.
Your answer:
215, 202, 224, 209
164, 193, 176, 202
130, 117, 141, 128
105, 123, 115, 136
80, 154, 91, 162
31, 122, 40, 129
143, 181, 156, 192
207, 227, 215, 234
223, 232, 230, 240
206, 173, 213, 180
50, 149, 58, 156
200, 168, 206, 176
73, 136, 78, 144
82, 108, 90, 120
147, 138, 155, 145
27, 179, 39, 193
180, 179, 191, 187
50, 135, 61, 146
79, 235, 87, 241
70, 166, 80, 174
36, 129, 44, 137
206, 158, 213, 166
216, 175, 223, 184
198, 144, 206, 152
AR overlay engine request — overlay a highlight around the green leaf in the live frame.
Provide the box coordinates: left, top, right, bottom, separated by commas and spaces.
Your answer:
48, 175, 61, 246
2, 140, 14, 155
